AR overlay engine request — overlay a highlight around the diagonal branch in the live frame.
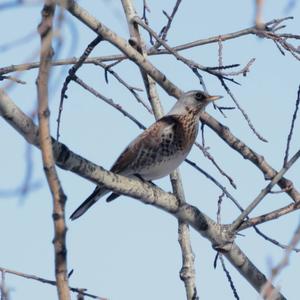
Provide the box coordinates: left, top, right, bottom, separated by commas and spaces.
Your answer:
230, 149, 300, 232
0, 267, 106, 300
238, 201, 300, 231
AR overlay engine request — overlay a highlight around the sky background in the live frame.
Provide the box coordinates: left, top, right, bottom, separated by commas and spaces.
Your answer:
0, 0, 300, 299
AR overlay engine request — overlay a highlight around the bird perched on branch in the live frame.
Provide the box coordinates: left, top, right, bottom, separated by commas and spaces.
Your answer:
70, 90, 222, 220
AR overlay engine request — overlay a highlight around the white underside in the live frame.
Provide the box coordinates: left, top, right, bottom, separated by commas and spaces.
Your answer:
135, 151, 188, 181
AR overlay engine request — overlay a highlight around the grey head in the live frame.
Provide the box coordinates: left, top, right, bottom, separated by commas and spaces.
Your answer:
167, 90, 222, 116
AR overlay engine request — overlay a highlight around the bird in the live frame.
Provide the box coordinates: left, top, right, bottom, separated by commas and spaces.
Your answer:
70, 90, 222, 220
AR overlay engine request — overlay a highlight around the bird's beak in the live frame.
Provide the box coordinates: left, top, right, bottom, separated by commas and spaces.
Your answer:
206, 95, 223, 102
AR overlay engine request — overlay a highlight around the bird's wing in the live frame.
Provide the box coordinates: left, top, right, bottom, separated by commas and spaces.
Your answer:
111, 115, 180, 174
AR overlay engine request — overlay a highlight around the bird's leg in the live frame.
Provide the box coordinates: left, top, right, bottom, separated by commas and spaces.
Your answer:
106, 174, 156, 202
133, 174, 157, 187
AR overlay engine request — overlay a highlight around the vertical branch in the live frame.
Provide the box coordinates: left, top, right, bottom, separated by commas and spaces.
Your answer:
153, 0, 182, 49
0, 270, 8, 300
255, 0, 264, 28
121, 0, 163, 117
37, 2, 70, 300
121, 1, 198, 299
171, 171, 198, 300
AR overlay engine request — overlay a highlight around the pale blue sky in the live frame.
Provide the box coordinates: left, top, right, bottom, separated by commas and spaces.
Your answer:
0, 1, 300, 299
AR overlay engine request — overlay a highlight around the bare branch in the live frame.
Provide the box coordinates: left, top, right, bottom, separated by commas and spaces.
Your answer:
0, 267, 106, 300
195, 141, 237, 188
0, 270, 8, 300
37, 2, 70, 299
230, 149, 300, 232
238, 200, 300, 231
57, 35, 103, 140
0, 75, 26, 85
153, 0, 182, 47
219, 255, 240, 300
219, 78, 268, 142
253, 226, 300, 252
74, 76, 146, 130
94, 60, 152, 113
283, 84, 300, 166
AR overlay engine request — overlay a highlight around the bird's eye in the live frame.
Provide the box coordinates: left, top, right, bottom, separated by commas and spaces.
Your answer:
195, 92, 203, 101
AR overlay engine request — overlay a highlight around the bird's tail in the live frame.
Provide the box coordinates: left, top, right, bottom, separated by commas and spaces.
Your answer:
70, 185, 109, 220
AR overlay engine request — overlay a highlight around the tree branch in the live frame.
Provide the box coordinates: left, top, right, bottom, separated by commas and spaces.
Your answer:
0, 267, 106, 300
230, 149, 300, 232
37, 2, 70, 299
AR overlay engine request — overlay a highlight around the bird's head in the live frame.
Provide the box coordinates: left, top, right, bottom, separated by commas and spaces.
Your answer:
168, 90, 222, 116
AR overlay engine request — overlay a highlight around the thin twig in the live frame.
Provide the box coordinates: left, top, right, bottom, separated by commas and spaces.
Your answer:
195, 141, 237, 188
219, 78, 268, 142
0, 267, 106, 300
141, 0, 153, 44
192, 68, 208, 92
153, 0, 182, 48
57, 35, 103, 141
238, 200, 300, 231
94, 60, 152, 113
283, 84, 300, 166
221, 58, 256, 77
185, 158, 242, 211
0, 75, 26, 85
253, 226, 300, 252
219, 255, 240, 300
74, 76, 146, 130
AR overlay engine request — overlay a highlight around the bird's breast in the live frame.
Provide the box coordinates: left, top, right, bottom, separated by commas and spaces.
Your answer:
132, 114, 199, 180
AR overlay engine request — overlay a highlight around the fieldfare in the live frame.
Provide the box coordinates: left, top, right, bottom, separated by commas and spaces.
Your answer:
70, 90, 221, 220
